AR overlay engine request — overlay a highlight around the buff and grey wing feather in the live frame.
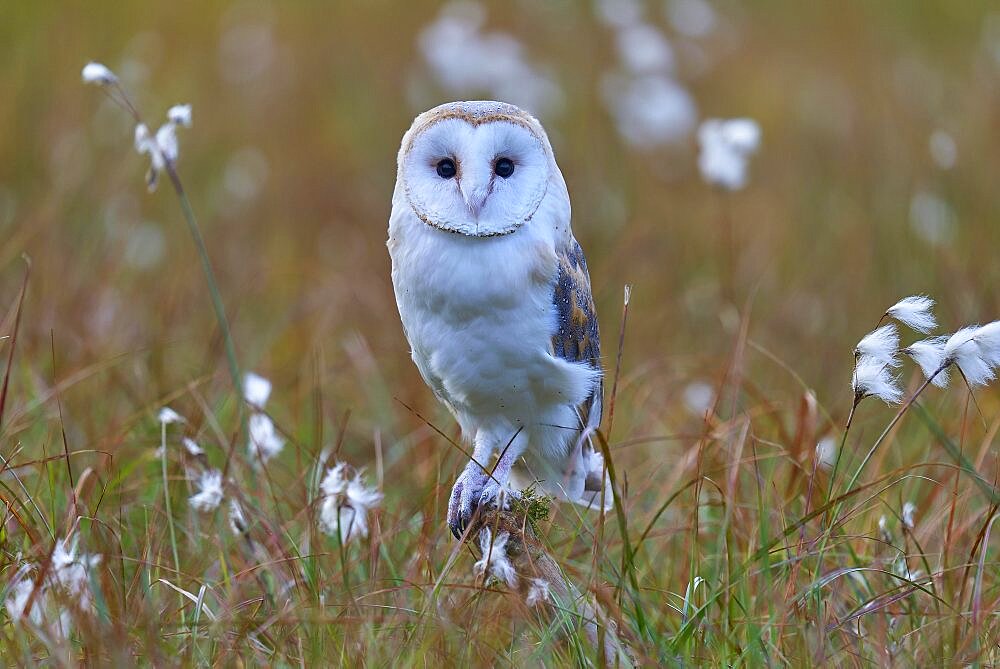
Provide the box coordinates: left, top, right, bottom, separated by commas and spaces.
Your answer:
551, 236, 603, 433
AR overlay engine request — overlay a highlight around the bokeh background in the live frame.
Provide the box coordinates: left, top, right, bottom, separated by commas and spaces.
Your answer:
2, 0, 1000, 494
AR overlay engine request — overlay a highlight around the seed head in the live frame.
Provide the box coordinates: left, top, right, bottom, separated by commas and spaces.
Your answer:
182, 437, 205, 457
157, 407, 185, 425
854, 324, 901, 367
189, 469, 224, 512
243, 371, 272, 408
697, 118, 761, 190
318, 463, 382, 543
903, 336, 950, 387
247, 412, 284, 466
852, 356, 903, 405
82, 62, 118, 86
942, 323, 1000, 387
886, 295, 937, 334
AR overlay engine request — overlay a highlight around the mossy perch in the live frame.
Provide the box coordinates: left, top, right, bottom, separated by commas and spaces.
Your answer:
468, 505, 634, 668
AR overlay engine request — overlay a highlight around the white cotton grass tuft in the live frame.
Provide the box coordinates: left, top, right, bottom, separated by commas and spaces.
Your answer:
243, 371, 272, 408
666, 0, 718, 38
942, 322, 1000, 387
245, 372, 283, 466
167, 104, 192, 127
247, 412, 284, 466
614, 22, 675, 74
597, 7, 698, 148
852, 356, 903, 405
4, 571, 43, 626
416, 3, 562, 117
134, 124, 165, 184
682, 380, 715, 416
902, 502, 917, 529
854, 324, 900, 367
697, 118, 762, 190
601, 73, 698, 147
526, 578, 551, 607
47, 538, 101, 615
903, 336, 950, 387
154, 124, 180, 164
158, 407, 185, 425
815, 437, 838, 471
182, 437, 204, 457
886, 295, 937, 334
473, 526, 518, 588
132, 106, 193, 191
188, 469, 224, 512
82, 61, 118, 85
318, 462, 383, 543
892, 556, 922, 582
878, 515, 891, 543
228, 499, 249, 535
928, 130, 957, 170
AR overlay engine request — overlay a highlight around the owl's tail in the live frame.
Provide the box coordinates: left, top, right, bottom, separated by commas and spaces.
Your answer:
510, 430, 614, 512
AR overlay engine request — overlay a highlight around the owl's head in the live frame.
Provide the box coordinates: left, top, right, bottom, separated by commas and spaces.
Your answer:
396, 101, 562, 237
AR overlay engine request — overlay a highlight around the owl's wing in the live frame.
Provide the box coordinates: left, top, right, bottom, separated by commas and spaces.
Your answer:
551, 235, 603, 434
509, 234, 611, 509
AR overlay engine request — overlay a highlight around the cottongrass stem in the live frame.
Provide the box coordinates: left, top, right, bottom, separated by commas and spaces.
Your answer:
82, 61, 243, 421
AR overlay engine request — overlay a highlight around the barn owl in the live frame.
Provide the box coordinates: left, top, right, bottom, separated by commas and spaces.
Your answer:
388, 101, 611, 539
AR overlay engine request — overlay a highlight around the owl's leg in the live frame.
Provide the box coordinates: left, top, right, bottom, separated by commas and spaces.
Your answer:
447, 432, 493, 540
447, 426, 528, 540
476, 427, 528, 516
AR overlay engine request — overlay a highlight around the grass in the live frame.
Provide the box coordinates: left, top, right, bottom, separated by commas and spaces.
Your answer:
3, 1, 1000, 665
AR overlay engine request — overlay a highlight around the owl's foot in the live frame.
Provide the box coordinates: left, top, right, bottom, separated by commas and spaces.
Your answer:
447, 464, 523, 540
478, 480, 518, 514
447, 465, 489, 540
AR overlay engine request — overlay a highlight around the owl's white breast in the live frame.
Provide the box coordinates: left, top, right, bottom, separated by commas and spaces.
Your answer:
388, 186, 598, 440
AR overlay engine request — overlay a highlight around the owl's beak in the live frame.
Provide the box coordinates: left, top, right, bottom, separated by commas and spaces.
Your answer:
460, 177, 489, 218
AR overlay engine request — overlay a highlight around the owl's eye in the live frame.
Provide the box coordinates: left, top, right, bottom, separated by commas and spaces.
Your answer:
436, 158, 457, 179
494, 157, 515, 179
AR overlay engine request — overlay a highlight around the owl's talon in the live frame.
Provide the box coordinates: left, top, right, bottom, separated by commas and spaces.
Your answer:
447, 466, 489, 541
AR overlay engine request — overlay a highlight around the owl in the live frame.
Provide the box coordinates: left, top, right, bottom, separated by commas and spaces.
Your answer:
388, 101, 611, 539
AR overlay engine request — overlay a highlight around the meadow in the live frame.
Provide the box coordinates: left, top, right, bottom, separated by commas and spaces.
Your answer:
3, 1, 1000, 665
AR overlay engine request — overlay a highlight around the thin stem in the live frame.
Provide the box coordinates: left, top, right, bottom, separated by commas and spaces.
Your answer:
606, 284, 631, 440
164, 163, 244, 419
826, 399, 858, 510
160, 421, 184, 624
93, 80, 244, 425
813, 365, 943, 585
840, 367, 943, 499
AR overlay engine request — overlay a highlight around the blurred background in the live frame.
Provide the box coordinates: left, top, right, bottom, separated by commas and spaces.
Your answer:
2, 0, 999, 469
